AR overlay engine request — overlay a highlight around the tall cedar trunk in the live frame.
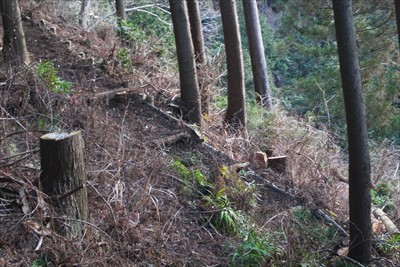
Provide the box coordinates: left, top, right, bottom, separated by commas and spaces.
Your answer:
79, 0, 91, 29
186, 0, 209, 115
169, 0, 202, 125
332, 0, 371, 264
243, 0, 273, 109
395, 0, 400, 49
0, 0, 30, 66
40, 132, 89, 238
115, 0, 126, 24
220, 0, 246, 128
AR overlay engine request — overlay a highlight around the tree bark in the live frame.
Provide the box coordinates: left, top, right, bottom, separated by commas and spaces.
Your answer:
0, 0, 30, 66
79, 0, 91, 29
219, 0, 246, 128
186, 0, 209, 115
186, 0, 206, 66
332, 0, 372, 264
243, 0, 273, 109
169, 0, 202, 125
40, 131, 89, 238
115, 0, 126, 24
395, 0, 400, 50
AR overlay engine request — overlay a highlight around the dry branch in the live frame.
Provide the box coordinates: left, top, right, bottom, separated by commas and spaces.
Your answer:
153, 132, 191, 147
312, 208, 349, 237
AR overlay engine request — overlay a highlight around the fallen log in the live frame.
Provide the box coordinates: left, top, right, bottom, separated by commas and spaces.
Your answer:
372, 207, 400, 235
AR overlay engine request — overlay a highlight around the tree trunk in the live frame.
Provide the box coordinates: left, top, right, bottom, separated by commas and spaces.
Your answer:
169, 0, 202, 125
219, 0, 246, 128
115, 0, 126, 24
332, 0, 372, 264
40, 131, 89, 238
79, 0, 91, 29
186, 0, 209, 115
243, 0, 273, 109
395, 0, 400, 49
0, 0, 30, 66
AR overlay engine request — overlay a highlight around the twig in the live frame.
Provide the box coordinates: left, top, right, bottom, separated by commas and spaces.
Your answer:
0, 106, 27, 130
0, 130, 49, 143
134, 8, 171, 26
54, 216, 113, 241
333, 253, 366, 267
393, 163, 399, 179
0, 149, 39, 162
54, 184, 85, 202
87, 181, 116, 224
87, 3, 170, 30
0, 153, 34, 167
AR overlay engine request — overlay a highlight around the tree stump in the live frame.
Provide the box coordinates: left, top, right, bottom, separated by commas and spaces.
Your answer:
40, 131, 88, 237
268, 156, 287, 174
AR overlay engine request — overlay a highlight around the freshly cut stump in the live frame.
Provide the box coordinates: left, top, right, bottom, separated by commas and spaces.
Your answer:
40, 131, 88, 237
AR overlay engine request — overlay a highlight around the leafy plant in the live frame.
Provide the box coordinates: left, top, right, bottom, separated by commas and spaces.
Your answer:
37, 117, 47, 130
116, 48, 131, 68
171, 160, 212, 194
171, 160, 192, 192
376, 233, 400, 258
289, 207, 340, 265
31, 258, 47, 267
35, 61, 71, 94
371, 182, 395, 211
231, 229, 281, 266
203, 188, 246, 235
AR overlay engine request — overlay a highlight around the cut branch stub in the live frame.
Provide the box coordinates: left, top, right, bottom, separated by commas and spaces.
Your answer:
40, 131, 88, 237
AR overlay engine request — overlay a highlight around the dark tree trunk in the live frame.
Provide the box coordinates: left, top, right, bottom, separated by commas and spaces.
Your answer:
186, 0, 206, 66
219, 0, 246, 128
186, 0, 209, 115
0, 0, 30, 66
115, 0, 126, 23
169, 0, 202, 125
243, 0, 273, 109
40, 131, 89, 238
332, 0, 371, 264
395, 0, 400, 49
79, 0, 91, 29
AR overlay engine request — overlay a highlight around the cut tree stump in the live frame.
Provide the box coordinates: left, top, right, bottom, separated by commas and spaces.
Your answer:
267, 156, 287, 174
40, 131, 88, 237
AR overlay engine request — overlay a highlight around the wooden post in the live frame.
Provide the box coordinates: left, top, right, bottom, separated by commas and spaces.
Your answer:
40, 131, 88, 237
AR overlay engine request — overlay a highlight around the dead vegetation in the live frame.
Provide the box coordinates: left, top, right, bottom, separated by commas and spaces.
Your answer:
0, 1, 399, 266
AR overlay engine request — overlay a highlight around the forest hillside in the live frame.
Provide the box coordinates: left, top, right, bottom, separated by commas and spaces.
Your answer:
0, 1, 399, 266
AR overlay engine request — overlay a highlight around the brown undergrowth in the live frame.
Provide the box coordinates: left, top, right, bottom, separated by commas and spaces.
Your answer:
0, 2, 399, 266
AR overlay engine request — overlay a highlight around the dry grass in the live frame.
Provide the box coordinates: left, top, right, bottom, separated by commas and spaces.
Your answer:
0, 1, 399, 266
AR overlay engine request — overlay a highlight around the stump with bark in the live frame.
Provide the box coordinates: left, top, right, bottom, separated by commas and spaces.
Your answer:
40, 131, 88, 237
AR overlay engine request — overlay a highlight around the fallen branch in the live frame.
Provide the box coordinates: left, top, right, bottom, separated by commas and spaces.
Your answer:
143, 102, 203, 142
153, 132, 191, 147
312, 208, 349, 237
